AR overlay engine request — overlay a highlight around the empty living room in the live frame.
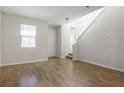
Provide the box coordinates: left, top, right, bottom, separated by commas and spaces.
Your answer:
0, 1, 124, 92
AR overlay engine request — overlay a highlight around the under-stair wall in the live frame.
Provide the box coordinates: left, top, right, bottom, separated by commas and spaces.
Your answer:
0, 11, 1, 66
73, 7, 124, 72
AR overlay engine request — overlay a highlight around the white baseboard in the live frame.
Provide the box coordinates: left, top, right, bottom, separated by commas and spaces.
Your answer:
1, 59, 48, 67
78, 59, 124, 72
72, 59, 79, 61
56, 56, 65, 59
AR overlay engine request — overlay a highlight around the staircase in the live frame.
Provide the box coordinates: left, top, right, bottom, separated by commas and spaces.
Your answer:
72, 7, 105, 60
65, 7, 105, 60
66, 53, 73, 59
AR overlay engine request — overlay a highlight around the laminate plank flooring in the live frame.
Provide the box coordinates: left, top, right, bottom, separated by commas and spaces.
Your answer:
0, 58, 124, 87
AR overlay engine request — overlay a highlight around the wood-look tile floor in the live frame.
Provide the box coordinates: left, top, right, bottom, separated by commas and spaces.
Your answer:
0, 58, 124, 87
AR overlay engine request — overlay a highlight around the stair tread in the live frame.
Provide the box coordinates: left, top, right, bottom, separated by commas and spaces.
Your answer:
66, 53, 73, 59
66, 55, 73, 59
66, 55, 72, 57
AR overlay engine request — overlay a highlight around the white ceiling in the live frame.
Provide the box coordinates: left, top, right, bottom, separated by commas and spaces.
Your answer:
0, 6, 102, 26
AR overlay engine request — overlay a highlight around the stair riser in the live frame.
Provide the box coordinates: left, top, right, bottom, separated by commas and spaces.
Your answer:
68, 54, 73, 56
66, 56, 72, 59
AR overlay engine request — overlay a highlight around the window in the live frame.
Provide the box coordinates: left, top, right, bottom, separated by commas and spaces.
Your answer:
21, 24, 36, 48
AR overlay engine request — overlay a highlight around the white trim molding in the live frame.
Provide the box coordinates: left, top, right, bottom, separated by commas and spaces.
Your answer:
72, 59, 79, 61
1, 59, 48, 67
79, 59, 124, 73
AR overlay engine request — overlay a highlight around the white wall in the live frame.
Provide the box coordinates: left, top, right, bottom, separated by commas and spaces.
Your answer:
77, 7, 124, 72
56, 26, 62, 58
48, 25, 57, 57
1, 13, 48, 65
0, 11, 1, 66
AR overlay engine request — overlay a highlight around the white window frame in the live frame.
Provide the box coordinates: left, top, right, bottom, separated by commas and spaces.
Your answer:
21, 24, 36, 48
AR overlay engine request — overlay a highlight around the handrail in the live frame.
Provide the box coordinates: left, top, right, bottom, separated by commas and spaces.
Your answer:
76, 7, 106, 42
